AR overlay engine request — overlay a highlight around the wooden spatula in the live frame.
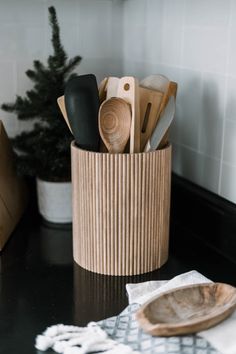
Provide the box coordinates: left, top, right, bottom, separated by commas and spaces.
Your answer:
139, 87, 163, 152
140, 75, 178, 148
99, 97, 131, 153
116, 76, 140, 153
140, 75, 169, 151
57, 96, 72, 133
154, 81, 178, 148
98, 77, 108, 103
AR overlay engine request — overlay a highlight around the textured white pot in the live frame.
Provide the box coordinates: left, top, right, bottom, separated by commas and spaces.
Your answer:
36, 178, 72, 223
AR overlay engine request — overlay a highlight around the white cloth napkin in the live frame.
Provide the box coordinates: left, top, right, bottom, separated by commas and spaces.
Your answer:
126, 270, 236, 354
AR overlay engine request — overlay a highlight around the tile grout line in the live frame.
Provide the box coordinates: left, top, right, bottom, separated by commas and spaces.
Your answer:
218, 0, 233, 196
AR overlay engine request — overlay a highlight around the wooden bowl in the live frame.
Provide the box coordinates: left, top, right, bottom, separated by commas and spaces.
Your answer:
136, 282, 236, 336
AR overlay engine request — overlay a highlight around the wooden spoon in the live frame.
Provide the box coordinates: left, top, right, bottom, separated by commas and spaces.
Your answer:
99, 97, 131, 153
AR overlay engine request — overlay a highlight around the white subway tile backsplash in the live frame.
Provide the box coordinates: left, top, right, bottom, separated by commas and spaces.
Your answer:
185, 0, 230, 28
199, 116, 224, 159
123, 25, 146, 62
0, 24, 21, 61
162, 0, 185, 27
124, 0, 147, 26
230, 0, 236, 30
169, 105, 183, 145
146, 0, 163, 22
176, 69, 203, 149
182, 27, 228, 73
0, 0, 45, 25
145, 27, 162, 64
172, 143, 220, 194
25, 26, 47, 60
220, 162, 236, 203
225, 76, 236, 121
222, 119, 236, 166
202, 73, 226, 121
0, 62, 16, 103
197, 153, 221, 194
228, 28, 236, 76
160, 25, 183, 66
171, 143, 202, 185
123, 60, 148, 79
198, 73, 225, 158
78, 24, 112, 59
78, 0, 112, 28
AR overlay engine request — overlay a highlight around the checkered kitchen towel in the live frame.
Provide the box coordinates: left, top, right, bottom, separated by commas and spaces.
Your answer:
35, 271, 227, 354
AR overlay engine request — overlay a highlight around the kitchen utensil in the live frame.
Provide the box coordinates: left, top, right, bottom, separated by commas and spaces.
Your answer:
144, 96, 175, 152
56, 77, 108, 134
140, 74, 170, 93
140, 75, 169, 151
139, 86, 163, 151
98, 97, 131, 153
106, 76, 119, 99
158, 81, 178, 149
141, 75, 178, 149
98, 77, 109, 152
136, 282, 236, 337
57, 95, 72, 133
117, 76, 140, 153
98, 77, 108, 103
64, 74, 100, 151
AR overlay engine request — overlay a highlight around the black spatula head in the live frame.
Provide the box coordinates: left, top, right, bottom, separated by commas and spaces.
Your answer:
65, 74, 100, 151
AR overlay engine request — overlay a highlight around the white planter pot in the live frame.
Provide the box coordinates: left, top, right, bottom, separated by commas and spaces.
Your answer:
36, 178, 72, 223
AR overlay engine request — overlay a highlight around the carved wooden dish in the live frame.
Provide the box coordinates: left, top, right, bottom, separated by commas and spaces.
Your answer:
136, 283, 236, 336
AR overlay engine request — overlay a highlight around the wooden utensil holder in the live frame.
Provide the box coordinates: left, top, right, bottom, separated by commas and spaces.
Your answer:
71, 142, 172, 276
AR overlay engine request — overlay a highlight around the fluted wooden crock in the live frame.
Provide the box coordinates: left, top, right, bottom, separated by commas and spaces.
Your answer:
71, 142, 171, 276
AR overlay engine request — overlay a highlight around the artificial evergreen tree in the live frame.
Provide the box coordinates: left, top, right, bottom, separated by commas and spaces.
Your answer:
1, 6, 81, 181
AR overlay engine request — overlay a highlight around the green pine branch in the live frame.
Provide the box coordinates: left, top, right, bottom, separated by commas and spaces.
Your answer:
1, 6, 82, 181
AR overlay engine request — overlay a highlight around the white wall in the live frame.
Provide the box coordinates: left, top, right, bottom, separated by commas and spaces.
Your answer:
1, 0, 236, 204
0, 0, 123, 136
123, 0, 236, 204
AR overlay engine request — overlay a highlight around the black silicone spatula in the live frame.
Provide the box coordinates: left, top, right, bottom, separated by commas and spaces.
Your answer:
64, 74, 100, 151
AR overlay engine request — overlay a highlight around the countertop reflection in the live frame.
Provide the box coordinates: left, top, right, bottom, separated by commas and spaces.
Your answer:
0, 209, 235, 354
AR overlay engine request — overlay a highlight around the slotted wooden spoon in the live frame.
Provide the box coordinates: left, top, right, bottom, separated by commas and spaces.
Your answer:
99, 97, 131, 153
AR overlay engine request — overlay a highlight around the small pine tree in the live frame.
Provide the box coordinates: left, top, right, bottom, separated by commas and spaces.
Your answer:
1, 6, 81, 181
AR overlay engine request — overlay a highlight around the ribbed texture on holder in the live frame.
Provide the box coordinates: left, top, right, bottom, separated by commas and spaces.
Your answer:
71, 142, 171, 276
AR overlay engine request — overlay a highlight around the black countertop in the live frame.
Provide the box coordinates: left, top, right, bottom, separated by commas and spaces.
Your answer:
0, 207, 236, 354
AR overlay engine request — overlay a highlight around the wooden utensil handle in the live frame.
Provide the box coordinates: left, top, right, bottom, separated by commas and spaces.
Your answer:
158, 81, 178, 149
57, 96, 72, 133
